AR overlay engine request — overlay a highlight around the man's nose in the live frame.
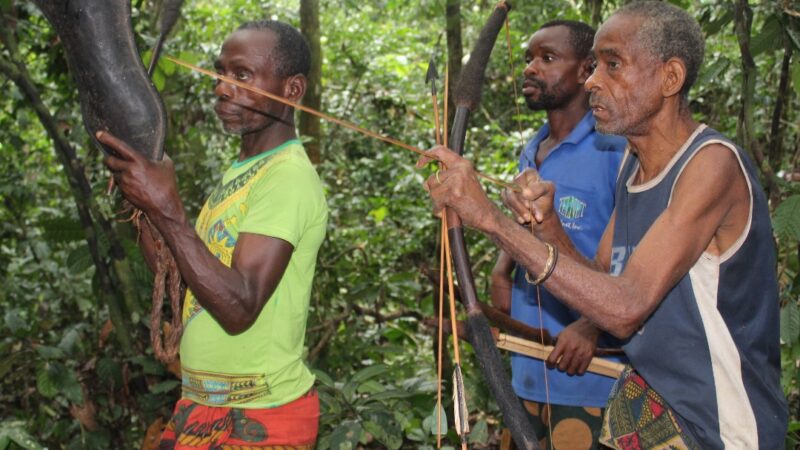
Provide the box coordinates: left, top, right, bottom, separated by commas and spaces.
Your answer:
523, 58, 540, 77
584, 70, 599, 93
214, 79, 234, 99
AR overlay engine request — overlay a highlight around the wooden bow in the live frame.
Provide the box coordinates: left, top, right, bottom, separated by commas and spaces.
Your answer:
443, 3, 540, 450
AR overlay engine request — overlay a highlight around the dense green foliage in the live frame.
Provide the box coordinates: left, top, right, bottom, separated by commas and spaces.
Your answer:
1, 0, 799, 448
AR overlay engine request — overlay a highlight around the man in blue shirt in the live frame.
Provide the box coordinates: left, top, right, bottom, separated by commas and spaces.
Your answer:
490, 20, 626, 449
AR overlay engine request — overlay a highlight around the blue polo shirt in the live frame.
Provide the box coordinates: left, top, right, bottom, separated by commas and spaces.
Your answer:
510, 111, 626, 407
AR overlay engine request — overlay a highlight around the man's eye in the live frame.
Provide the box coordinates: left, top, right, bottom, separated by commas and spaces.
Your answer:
235, 72, 249, 81
608, 60, 620, 70
543, 55, 554, 62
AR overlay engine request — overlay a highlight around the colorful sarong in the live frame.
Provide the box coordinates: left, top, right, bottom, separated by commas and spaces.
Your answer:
599, 368, 702, 450
159, 389, 319, 450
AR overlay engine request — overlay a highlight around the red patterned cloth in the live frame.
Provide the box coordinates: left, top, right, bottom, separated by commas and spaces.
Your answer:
599, 368, 701, 450
159, 389, 318, 450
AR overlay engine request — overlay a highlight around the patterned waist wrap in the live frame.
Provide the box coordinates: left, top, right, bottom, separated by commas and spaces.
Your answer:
182, 368, 271, 406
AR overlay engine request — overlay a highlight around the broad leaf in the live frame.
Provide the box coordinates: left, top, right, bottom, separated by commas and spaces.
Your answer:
36, 365, 58, 398
0, 420, 45, 450
422, 403, 448, 436
750, 15, 783, 57
773, 195, 800, 242
792, 60, 800, 98
149, 380, 180, 394
39, 217, 84, 243
350, 364, 390, 383
468, 419, 489, 444
66, 244, 93, 274
328, 421, 361, 450
781, 299, 800, 345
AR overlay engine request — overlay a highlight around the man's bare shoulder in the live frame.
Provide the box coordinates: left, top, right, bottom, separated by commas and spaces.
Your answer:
674, 142, 747, 198
671, 141, 750, 255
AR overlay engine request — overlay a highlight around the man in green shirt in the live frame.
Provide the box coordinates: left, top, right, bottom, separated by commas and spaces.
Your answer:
99, 20, 327, 449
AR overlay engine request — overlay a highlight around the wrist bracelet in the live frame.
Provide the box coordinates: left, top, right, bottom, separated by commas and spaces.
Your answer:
525, 241, 558, 285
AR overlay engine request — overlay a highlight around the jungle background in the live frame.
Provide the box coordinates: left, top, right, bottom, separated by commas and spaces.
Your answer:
0, 0, 799, 448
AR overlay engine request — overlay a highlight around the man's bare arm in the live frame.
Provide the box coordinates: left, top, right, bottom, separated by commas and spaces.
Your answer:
99, 131, 292, 334
424, 144, 748, 338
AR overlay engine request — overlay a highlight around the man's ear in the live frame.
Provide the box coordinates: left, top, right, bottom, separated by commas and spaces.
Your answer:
284, 74, 307, 102
661, 57, 687, 98
577, 56, 594, 84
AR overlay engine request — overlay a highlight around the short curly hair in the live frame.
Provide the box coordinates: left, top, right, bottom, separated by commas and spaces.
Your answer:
539, 20, 596, 60
612, 1, 704, 97
237, 20, 311, 78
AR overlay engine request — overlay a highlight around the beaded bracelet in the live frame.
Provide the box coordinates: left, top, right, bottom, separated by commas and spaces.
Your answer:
525, 241, 558, 285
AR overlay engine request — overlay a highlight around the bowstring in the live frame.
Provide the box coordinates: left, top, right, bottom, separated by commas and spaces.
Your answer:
509, 15, 553, 448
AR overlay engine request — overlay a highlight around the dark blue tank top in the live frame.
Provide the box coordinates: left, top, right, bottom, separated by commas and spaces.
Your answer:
609, 125, 787, 449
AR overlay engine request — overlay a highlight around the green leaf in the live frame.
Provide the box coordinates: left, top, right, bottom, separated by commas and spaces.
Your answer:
786, 26, 800, 51
780, 299, 800, 345
318, 391, 342, 415
35, 345, 65, 360
792, 60, 800, 98
66, 244, 94, 274
368, 205, 388, 223
0, 420, 45, 450
0, 352, 22, 379
695, 57, 729, 90
701, 8, 733, 36
355, 379, 383, 395
177, 51, 202, 65
422, 403, 447, 436
312, 368, 336, 388
149, 380, 180, 394
96, 357, 122, 388
58, 327, 80, 355
38, 364, 84, 403
363, 417, 402, 450
60, 370, 83, 404
39, 217, 84, 243
36, 365, 59, 398
351, 364, 390, 383
750, 15, 783, 57
773, 195, 800, 242
329, 421, 361, 450
67, 428, 111, 450
129, 355, 165, 376
159, 57, 176, 76
468, 419, 489, 444
368, 388, 416, 401
341, 379, 359, 402
4, 309, 26, 335
153, 69, 166, 92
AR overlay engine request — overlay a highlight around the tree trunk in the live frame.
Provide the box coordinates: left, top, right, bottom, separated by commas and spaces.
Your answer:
589, 0, 603, 26
768, 36, 793, 167
734, 0, 781, 205
446, 0, 463, 95
300, 0, 323, 164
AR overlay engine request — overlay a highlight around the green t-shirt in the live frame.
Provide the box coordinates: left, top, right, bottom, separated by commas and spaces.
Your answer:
180, 139, 327, 408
